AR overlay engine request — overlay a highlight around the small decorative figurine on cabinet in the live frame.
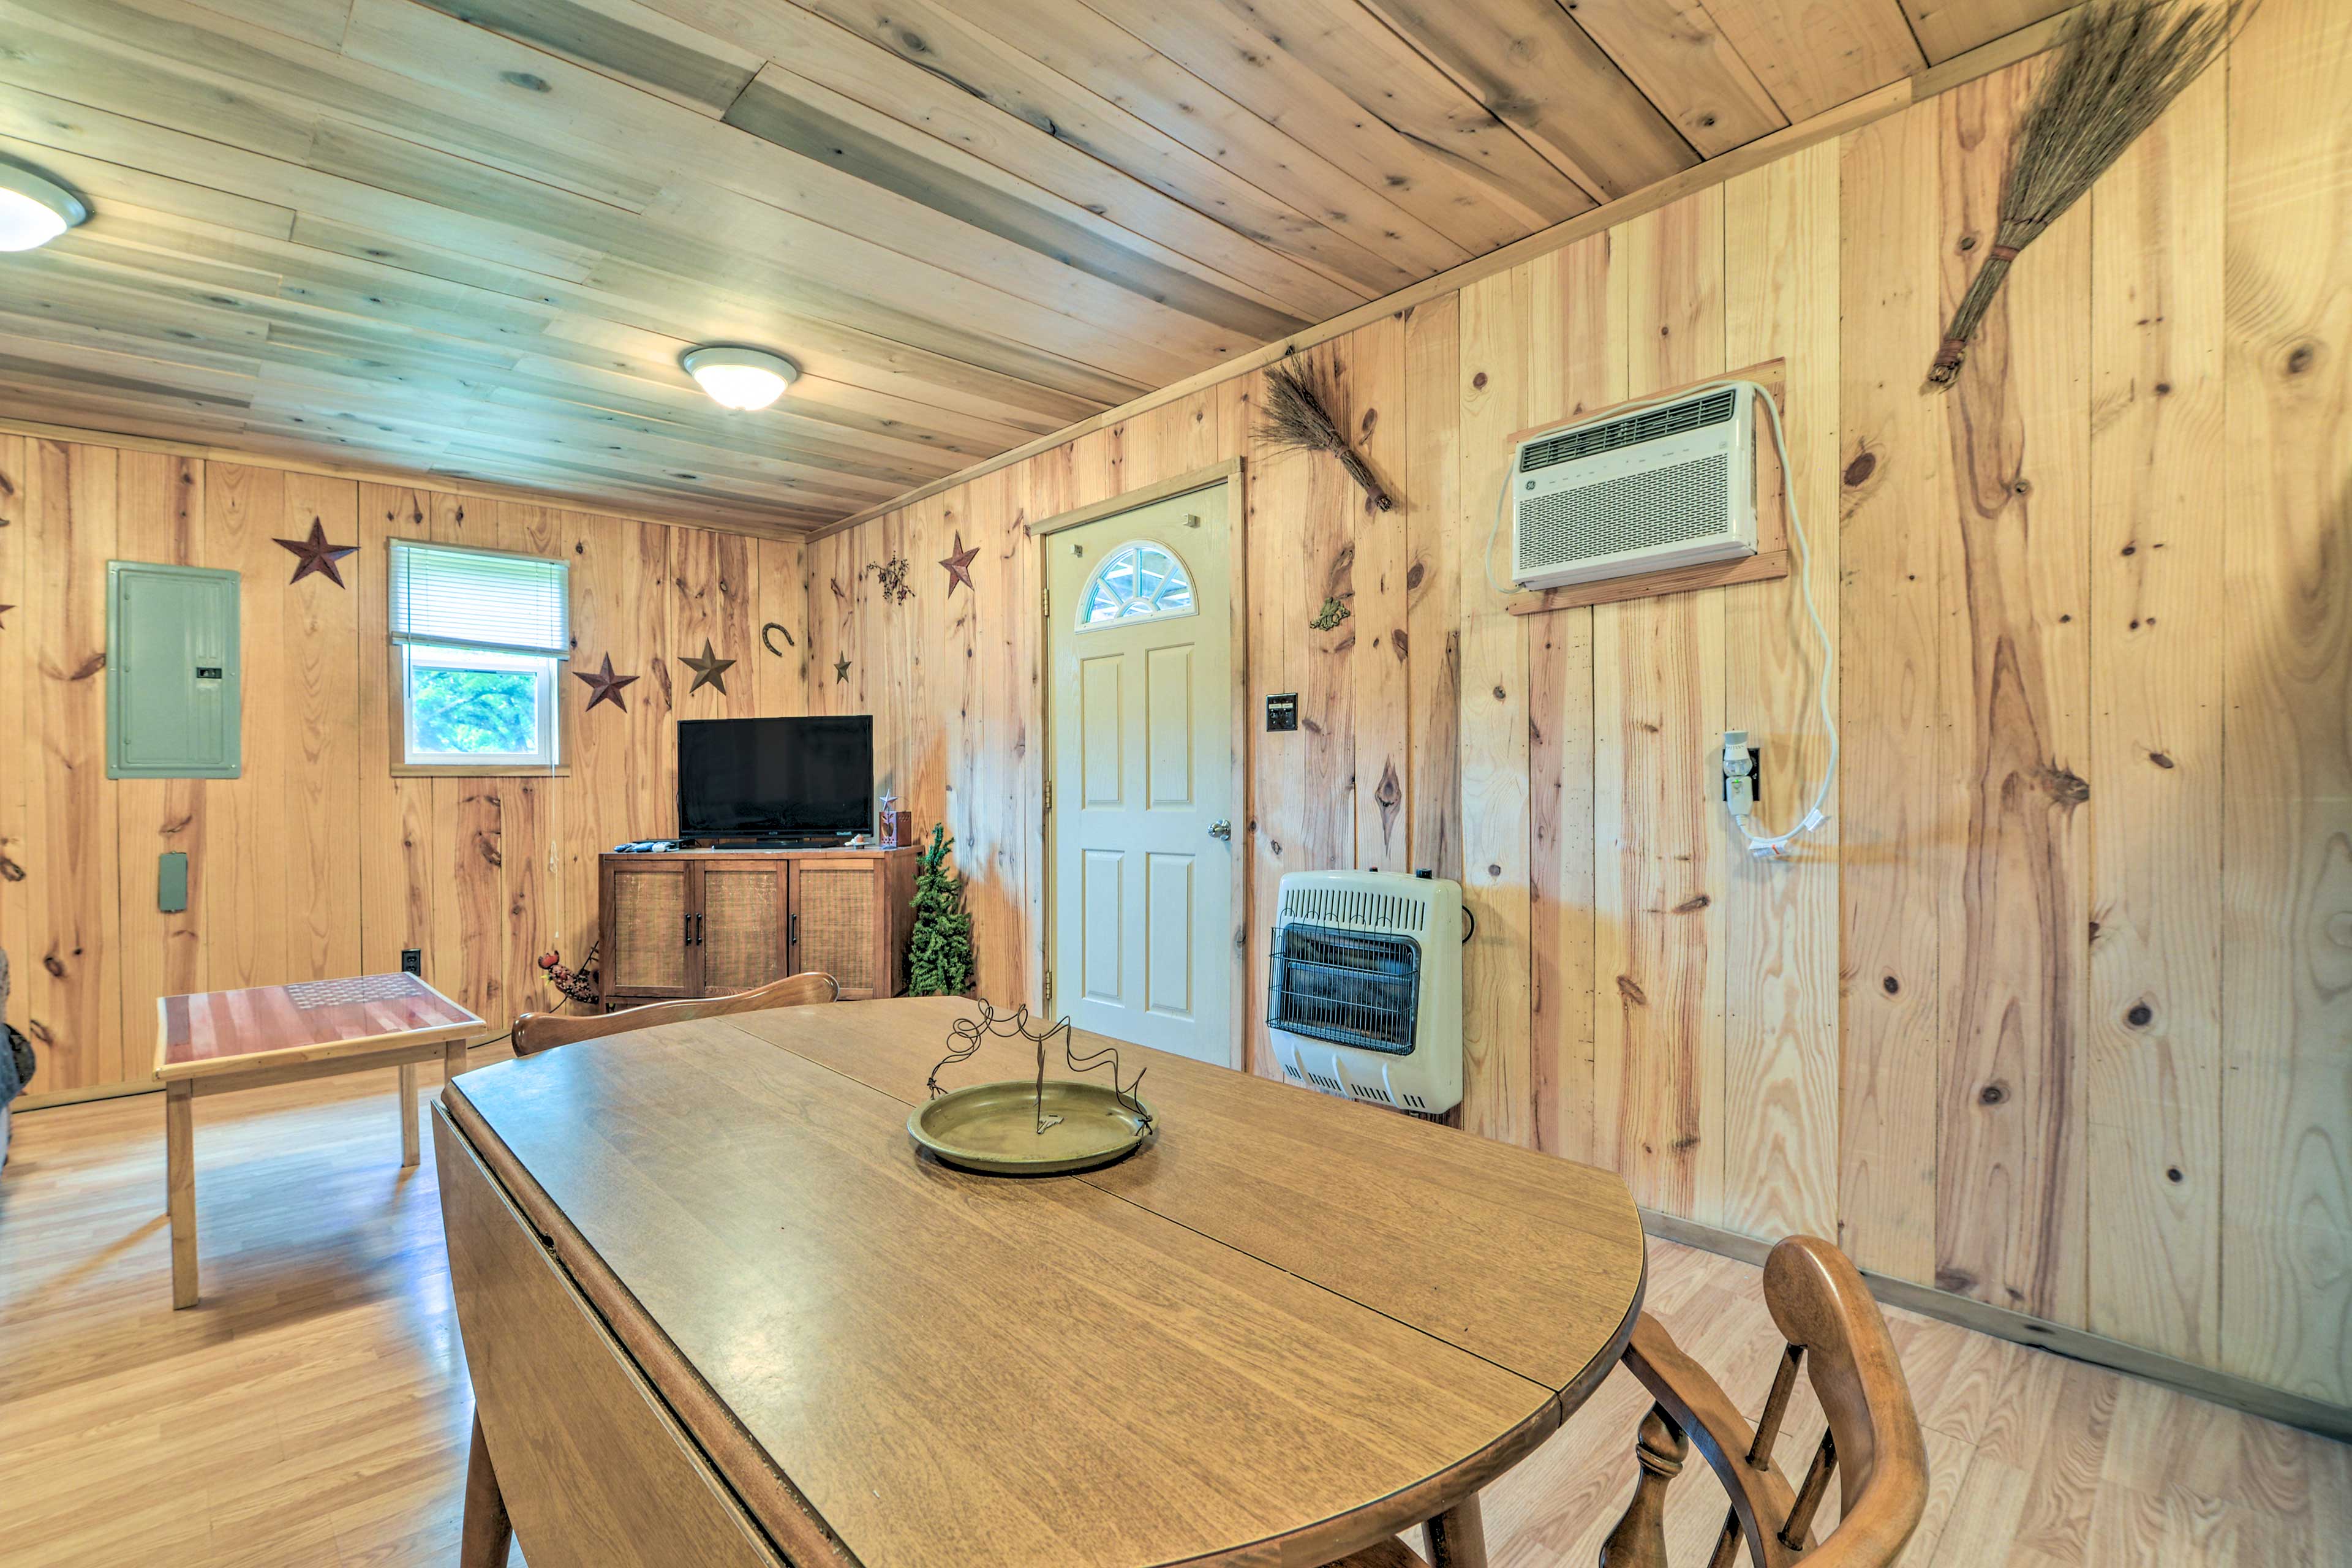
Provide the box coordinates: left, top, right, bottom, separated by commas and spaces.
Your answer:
879, 792, 913, 849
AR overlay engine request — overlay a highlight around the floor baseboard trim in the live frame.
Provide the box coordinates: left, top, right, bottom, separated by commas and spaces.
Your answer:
15, 1079, 160, 1112
1638, 1208, 2352, 1444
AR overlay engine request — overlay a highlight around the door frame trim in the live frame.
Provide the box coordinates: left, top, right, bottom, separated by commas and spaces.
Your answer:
1027, 458, 1249, 1068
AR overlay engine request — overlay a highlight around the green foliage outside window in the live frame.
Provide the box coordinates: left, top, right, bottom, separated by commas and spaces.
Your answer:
411, 667, 538, 755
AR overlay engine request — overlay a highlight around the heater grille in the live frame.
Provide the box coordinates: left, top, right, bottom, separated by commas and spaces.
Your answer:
1267, 923, 1420, 1055
1519, 390, 1737, 473
1517, 453, 1730, 573
1276, 883, 1429, 933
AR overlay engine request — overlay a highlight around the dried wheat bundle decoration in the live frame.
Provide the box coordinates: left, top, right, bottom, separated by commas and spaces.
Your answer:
1929, 0, 2245, 388
1259, 358, 1396, 511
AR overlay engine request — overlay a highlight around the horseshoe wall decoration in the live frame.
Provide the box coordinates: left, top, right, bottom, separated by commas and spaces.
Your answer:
761, 621, 796, 655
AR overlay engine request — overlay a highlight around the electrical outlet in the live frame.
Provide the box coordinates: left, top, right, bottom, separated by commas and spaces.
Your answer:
401, 948, 422, 975
1721, 731, 1761, 815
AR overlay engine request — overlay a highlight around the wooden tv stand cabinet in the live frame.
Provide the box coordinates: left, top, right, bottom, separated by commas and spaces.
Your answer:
598, 846, 919, 1008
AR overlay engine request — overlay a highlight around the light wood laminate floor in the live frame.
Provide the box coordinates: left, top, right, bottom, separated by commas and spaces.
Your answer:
0, 1055, 2340, 1567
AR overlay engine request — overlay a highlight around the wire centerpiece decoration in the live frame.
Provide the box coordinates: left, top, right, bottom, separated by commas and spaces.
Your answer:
908, 1001, 1157, 1175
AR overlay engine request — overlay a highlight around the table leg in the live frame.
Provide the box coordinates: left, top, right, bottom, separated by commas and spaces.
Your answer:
399, 1061, 421, 1167
1425, 1494, 1488, 1568
165, 1079, 198, 1310
445, 1038, 471, 1082
460, 1411, 514, 1567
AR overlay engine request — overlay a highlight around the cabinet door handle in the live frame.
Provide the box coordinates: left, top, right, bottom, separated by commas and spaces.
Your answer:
790, 911, 799, 946
684, 911, 693, 948
694, 912, 706, 946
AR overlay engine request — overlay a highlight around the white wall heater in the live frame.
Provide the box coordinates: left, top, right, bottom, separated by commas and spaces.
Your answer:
1267, 870, 1463, 1115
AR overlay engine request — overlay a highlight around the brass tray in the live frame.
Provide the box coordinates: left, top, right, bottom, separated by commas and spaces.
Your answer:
908, 1079, 1154, 1175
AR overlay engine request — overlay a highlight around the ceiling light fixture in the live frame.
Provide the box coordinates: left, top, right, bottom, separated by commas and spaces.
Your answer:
0, 161, 88, 252
682, 345, 799, 411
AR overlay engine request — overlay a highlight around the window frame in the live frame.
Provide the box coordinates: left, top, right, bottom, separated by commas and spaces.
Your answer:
387, 540, 573, 778
1073, 538, 1201, 632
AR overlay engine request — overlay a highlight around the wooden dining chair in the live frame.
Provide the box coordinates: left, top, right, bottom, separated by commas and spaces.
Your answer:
1593, 1234, 1926, 1567
1325, 1235, 1926, 1568
509, 971, 840, 1058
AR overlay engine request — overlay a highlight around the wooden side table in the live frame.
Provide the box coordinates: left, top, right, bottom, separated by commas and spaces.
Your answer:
155, 973, 483, 1309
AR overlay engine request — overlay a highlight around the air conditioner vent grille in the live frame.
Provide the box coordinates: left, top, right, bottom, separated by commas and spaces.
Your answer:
1519, 390, 1736, 473
1517, 453, 1729, 573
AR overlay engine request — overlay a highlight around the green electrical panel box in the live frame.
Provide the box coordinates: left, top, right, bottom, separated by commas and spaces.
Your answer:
107, 560, 242, 779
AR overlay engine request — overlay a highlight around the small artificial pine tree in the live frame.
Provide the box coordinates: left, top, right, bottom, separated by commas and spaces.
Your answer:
905, 823, 976, 997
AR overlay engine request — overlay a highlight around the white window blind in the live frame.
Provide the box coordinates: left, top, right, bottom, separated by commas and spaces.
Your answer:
388, 540, 570, 657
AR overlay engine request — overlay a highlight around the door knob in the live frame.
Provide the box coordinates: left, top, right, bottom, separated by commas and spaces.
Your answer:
1208, 819, 1232, 840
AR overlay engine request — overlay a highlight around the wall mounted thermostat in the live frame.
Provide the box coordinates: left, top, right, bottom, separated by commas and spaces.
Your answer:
1265, 693, 1298, 732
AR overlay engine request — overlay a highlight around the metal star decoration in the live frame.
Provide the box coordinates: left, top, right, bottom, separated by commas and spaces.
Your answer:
274, 518, 359, 587
834, 654, 851, 684
0, 605, 12, 630
940, 532, 980, 596
573, 653, 639, 712
680, 638, 735, 695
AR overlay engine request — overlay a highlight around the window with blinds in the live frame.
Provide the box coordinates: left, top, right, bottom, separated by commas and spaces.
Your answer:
388, 541, 571, 771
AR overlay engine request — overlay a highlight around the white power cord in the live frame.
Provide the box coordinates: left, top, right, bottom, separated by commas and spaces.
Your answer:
1481, 378, 1837, 860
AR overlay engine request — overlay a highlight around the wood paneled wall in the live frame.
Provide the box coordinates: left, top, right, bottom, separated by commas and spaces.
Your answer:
0, 441, 809, 1102
2, 0, 2342, 1407
805, 2, 2351, 1404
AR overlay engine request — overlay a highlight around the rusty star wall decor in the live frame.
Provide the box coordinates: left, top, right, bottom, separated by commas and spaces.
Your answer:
680, 639, 735, 695
0, 604, 12, 630
274, 518, 359, 587
834, 654, 851, 684
573, 653, 639, 712
939, 532, 980, 596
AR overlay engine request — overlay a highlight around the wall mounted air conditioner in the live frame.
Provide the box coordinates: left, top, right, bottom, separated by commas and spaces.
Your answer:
1267, 870, 1463, 1115
1510, 383, 1757, 590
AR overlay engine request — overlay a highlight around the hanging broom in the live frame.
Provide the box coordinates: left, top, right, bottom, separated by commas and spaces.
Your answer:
1929, 0, 2246, 389
1259, 357, 1396, 511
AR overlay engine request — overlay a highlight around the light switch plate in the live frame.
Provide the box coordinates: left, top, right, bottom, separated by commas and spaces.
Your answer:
157, 851, 188, 914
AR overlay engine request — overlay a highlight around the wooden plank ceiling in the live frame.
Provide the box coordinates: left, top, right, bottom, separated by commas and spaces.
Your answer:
0, 0, 2065, 533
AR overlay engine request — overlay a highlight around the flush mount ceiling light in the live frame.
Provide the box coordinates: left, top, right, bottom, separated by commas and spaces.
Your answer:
0, 161, 88, 252
682, 344, 799, 411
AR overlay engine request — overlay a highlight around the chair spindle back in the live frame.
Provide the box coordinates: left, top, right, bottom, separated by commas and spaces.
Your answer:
1599, 1236, 1926, 1568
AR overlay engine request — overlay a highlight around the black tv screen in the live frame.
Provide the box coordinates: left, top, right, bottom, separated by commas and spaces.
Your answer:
678, 716, 873, 838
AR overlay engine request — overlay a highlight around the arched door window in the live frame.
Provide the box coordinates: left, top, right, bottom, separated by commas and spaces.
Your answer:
1076, 540, 1197, 630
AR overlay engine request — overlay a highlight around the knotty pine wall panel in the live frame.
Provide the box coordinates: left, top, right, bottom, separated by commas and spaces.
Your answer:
0, 447, 809, 1107
1721, 141, 1842, 1248
1834, 100, 1948, 1294
2084, 67, 2227, 1368
2215, 0, 2352, 1404
806, 15, 2350, 1401
1929, 59, 2097, 1333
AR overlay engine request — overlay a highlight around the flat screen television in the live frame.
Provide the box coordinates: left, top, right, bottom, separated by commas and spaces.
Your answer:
677, 716, 873, 840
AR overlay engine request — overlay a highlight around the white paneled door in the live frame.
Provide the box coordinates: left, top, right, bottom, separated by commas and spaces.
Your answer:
1047, 484, 1234, 1066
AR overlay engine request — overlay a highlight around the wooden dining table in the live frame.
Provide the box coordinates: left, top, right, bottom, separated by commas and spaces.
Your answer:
432, 996, 1647, 1568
